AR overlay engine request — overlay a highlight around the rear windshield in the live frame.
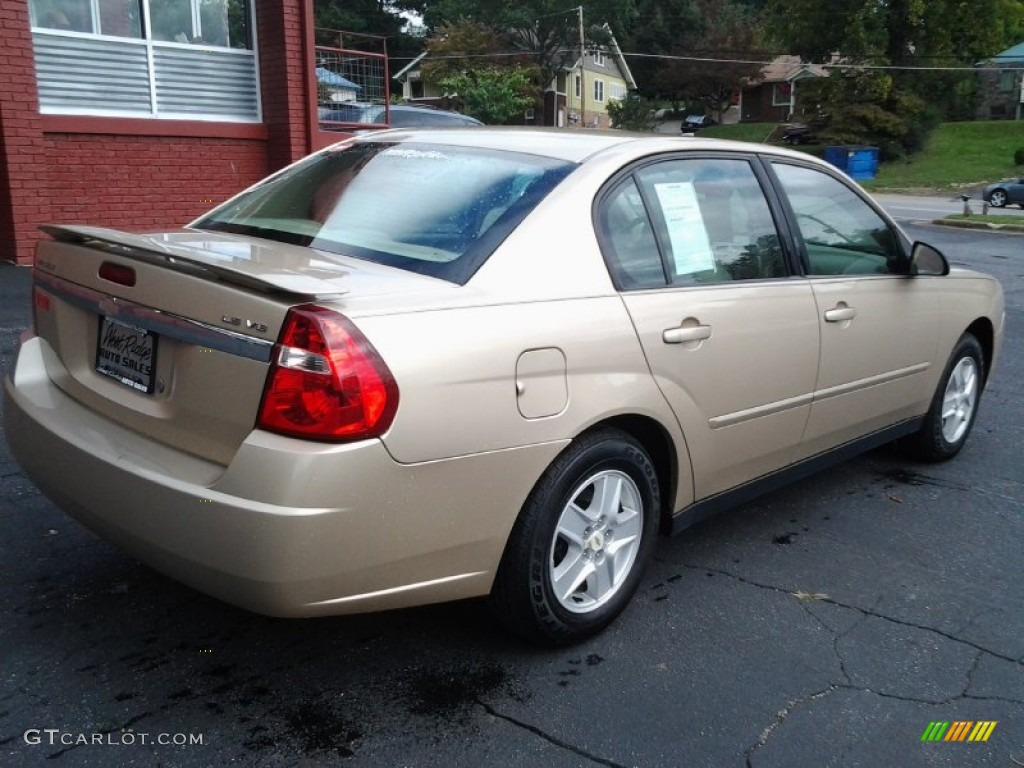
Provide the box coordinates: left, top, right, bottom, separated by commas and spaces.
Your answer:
195, 141, 575, 284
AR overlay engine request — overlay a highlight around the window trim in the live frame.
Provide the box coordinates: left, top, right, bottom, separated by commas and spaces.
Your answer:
29, 0, 260, 122
772, 82, 792, 107
593, 78, 605, 103
999, 69, 1017, 94
592, 50, 606, 67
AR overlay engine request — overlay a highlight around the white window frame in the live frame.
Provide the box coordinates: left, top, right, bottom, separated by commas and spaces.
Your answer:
999, 69, 1016, 94
593, 50, 605, 67
608, 82, 627, 101
772, 82, 793, 107
29, 0, 260, 122
593, 78, 605, 103
574, 74, 581, 99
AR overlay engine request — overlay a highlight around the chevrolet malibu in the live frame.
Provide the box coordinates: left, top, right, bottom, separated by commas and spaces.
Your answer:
4, 129, 1005, 645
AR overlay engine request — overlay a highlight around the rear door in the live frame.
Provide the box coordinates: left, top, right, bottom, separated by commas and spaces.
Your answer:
598, 154, 820, 499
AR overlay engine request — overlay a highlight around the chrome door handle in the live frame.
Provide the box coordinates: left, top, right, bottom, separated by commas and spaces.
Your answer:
663, 324, 712, 344
824, 305, 857, 323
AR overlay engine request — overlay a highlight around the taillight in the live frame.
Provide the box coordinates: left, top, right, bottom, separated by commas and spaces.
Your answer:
256, 305, 399, 442
32, 285, 51, 332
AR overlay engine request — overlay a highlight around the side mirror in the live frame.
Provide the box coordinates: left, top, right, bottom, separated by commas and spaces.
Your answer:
910, 241, 949, 276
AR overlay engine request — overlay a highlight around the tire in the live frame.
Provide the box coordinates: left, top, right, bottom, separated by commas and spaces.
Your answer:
490, 428, 660, 645
903, 333, 984, 462
988, 189, 1008, 208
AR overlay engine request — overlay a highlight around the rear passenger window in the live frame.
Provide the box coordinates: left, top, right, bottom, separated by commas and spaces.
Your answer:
598, 179, 666, 289
635, 159, 786, 285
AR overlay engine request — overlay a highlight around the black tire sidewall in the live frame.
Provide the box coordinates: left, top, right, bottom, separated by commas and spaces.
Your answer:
495, 430, 660, 644
917, 334, 984, 460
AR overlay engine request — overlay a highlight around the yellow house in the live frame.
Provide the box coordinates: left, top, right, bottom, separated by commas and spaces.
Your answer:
557, 32, 636, 129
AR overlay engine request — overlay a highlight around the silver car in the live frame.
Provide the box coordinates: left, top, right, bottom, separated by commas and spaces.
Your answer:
982, 177, 1024, 208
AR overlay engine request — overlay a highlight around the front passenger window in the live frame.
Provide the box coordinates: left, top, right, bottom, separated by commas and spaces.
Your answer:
635, 158, 787, 285
773, 163, 902, 276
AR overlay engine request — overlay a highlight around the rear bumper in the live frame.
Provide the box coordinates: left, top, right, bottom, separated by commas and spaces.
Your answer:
5, 334, 565, 616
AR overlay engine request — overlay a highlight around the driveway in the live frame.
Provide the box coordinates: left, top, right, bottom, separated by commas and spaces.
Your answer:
1, 221, 1021, 767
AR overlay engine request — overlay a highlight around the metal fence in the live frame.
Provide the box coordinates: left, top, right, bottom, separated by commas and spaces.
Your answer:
314, 29, 388, 132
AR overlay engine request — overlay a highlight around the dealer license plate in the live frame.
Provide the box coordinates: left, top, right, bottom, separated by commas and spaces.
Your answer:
95, 316, 158, 394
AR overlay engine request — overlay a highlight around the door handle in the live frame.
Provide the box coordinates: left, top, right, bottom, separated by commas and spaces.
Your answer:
663, 323, 712, 344
824, 305, 857, 323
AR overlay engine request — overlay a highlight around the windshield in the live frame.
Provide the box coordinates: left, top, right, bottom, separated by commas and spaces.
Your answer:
195, 141, 575, 284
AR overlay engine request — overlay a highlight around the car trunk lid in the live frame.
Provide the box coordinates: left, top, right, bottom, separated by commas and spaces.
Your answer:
30, 226, 450, 466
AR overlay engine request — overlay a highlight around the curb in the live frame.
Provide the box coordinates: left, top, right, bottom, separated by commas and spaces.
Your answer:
931, 219, 1024, 233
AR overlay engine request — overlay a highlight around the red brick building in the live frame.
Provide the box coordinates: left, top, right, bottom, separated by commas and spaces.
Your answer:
0, 0, 344, 264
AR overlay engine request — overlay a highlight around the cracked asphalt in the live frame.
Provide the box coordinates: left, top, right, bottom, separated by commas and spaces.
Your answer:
1, 221, 1021, 767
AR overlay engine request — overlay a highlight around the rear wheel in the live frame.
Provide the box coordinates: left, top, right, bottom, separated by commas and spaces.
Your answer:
988, 189, 1008, 207
490, 429, 660, 645
903, 333, 984, 461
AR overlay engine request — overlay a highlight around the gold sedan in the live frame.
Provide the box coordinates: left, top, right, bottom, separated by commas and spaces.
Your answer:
4, 129, 1004, 645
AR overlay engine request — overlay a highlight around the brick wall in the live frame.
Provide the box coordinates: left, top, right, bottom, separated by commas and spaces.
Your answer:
0, 0, 312, 265
43, 134, 268, 231
0, 1, 50, 265
257, 0, 312, 171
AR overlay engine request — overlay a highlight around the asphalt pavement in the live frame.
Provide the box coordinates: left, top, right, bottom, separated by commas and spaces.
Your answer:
1, 224, 1022, 768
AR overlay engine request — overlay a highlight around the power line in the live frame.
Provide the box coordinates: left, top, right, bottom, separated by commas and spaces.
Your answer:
388, 48, 1023, 73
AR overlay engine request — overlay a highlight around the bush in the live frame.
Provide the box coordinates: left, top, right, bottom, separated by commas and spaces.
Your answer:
1015, 147, 1024, 166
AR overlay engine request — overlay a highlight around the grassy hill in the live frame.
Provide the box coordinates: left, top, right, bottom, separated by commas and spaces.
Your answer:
699, 120, 1024, 191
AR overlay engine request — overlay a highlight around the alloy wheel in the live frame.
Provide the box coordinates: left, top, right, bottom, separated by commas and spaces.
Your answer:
549, 470, 643, 614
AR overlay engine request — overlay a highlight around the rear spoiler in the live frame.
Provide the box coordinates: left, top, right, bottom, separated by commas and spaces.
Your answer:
39, 225, 349, 300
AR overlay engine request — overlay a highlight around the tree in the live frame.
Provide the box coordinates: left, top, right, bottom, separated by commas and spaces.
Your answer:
606, 93, 658, 131
438, 67, 536, 123
625, 0, 767, 114
422, 0, 637, 122
314, 0, 424, 82
422, 20, 528, 82
764, 0, 1024, 155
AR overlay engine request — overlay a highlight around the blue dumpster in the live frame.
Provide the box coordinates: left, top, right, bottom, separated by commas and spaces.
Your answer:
823, 146, 879, 181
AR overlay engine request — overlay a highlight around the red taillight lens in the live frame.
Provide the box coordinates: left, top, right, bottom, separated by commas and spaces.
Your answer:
32, 285, 51, 333
257, 305, 399, 442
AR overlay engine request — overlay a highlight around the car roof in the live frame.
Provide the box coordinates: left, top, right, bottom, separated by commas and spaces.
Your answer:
349, 127, 816, 166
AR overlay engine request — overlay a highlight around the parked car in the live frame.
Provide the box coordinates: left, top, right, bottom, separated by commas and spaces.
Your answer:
781, 122, 819, 146
982, 178, 1024, 208
681, 114, 716, 131
319, 102, 483, 128
5, 129, 1004, 645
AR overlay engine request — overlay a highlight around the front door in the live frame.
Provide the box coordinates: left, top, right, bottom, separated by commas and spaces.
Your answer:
768, 161, 942, 459
597, 155, 820, 500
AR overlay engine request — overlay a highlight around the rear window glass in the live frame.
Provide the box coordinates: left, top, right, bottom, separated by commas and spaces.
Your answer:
195, 141, 574, 284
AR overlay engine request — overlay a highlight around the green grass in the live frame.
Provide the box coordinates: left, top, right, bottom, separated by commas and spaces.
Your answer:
697, 122, 779, 143
694, 120, 1024, 191
869, 122, 1024, 190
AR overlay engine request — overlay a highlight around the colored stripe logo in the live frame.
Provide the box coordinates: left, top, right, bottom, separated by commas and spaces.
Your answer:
921, 721, 997, 742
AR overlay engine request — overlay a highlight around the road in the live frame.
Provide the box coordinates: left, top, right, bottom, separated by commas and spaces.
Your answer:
1, 222, 1022, 768
875, 192, 1024, 221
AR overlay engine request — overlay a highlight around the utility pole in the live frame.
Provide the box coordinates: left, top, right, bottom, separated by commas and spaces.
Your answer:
578, 5, 585, 129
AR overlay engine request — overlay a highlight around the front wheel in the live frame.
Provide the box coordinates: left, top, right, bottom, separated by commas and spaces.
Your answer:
988, 189, 1008, 208
903, 333, 984, 461
490, 429, 660, 645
